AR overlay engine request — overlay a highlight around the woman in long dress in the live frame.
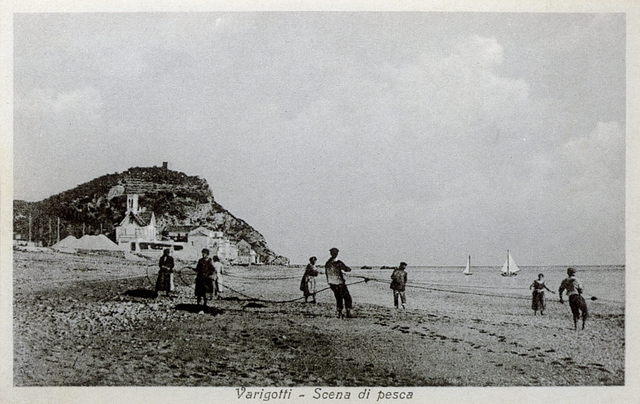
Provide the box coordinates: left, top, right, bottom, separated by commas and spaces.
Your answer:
300, 256, 319, 303
529, 273, 554, 315
155, 249, 175, 297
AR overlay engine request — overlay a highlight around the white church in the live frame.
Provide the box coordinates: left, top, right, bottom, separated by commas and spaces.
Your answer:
115, 194, 157, 250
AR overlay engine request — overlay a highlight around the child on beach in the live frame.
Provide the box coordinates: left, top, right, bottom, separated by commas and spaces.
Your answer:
155, 248, 175, 297
325, 248, 353, 318
529, 273, 554, 315
390, 262, 408, 309
193, 248, 215, 307
558, 267, 588, 330
300, 256, 319, 303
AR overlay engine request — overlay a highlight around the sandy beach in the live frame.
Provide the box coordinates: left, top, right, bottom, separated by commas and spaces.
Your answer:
13, 250, 624, 386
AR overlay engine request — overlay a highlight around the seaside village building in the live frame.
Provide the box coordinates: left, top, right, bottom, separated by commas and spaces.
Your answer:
236, 239, 259, 265
114, 193, 255, 263
164, 225, 195, 243
115, 194, 158, 251
186, 227, 240, 263
167, 226, 262, 264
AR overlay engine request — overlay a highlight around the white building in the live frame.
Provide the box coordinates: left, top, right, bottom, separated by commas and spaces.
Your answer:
236, 239, 258, 265
187, 226, 215, 252
115, 194, 157, 250
164, 225, 198, 242
182, 226, 238, 263
214, 238, 239, 263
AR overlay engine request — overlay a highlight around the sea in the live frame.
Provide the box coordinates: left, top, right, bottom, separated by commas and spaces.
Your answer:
231, 264, 624, 310
349, 265, 625, 306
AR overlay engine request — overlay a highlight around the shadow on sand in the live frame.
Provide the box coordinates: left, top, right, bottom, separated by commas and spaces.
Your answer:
243, 302, 267, 309
123, 288, 158, 299
174, 304, 224, 316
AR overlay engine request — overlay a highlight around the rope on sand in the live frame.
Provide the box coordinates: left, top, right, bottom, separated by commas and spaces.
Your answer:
224, 273, 301, 281
359, 276, 608, 304
148, 267, 612, 305
158, 266, 369, 304
218, 279, 370, 304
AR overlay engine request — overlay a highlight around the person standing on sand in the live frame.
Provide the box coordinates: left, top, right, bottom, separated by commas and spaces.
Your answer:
300, 256, 319, 303
325, 248, 353, 318
529, 273, 554, 315
155, 249, 175, 297
390, 262, 408, 309
212, 255, 224, 299
193, 249, 215, 307
558, 267, 588, 330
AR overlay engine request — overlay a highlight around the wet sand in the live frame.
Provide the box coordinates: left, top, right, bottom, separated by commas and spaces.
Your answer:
13, 250, 624, 386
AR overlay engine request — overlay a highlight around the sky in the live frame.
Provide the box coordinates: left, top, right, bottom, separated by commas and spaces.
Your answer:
13, 12, 625, 265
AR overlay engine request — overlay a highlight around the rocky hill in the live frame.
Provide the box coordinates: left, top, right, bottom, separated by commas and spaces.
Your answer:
13, 165, 289, 265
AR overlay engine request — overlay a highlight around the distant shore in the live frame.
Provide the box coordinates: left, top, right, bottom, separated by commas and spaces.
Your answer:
13, 250, 623, 386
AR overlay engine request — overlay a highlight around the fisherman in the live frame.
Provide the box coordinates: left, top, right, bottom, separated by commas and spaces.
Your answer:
212, 255, 224, 299
558, 267, 588, 330
390, 262, 408, 309
325, 248, 353, 318
300, 256, 319, 303
529, 273, 554, 315
155, 248, 175, 297
193, 248, 215, 307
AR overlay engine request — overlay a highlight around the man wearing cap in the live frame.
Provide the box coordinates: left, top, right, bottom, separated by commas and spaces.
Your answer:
325, 247, 353, 318
558, 267, 588, 330
194, 248, 215, 307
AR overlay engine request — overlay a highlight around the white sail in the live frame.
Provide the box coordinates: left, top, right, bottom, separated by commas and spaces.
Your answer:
509, 253, 520, 273
501, 257, 509, 274
463, 255, 471, 274
500, 251, 520, 275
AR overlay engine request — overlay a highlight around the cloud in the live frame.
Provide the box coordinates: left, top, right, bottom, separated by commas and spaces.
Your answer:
453, 34, 505, 67
12, 14, 625, 264
240, 34, 623, 264
561, 121, 624, 178
14, 86, 110, 196
18, 87, 102, 116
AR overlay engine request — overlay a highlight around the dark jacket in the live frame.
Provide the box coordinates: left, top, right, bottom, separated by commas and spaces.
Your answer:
159, 255, 175, 272
194, 257, 215, 297
325, 258, 351, 285
195, 257, 215, 279
390, 269, 408, 291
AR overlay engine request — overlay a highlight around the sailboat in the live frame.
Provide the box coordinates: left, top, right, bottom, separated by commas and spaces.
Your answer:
500, 250, 520, 277
463, 255, 473, 275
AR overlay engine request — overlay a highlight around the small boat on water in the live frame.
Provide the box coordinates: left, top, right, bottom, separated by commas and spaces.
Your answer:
463, 255, 473, 275
500, 250, 520, 277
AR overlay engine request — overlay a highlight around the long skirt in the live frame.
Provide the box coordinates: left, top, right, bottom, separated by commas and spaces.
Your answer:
195, 275, 214, 298
155, 270, 174, 292
301, 277, 317, 297
532, 290, 545, 311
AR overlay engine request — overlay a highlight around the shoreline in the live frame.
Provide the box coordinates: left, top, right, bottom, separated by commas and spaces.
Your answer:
13, 250, 624, 386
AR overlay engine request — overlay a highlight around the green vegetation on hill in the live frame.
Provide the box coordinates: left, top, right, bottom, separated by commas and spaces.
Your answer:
13, 166, 289, 265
